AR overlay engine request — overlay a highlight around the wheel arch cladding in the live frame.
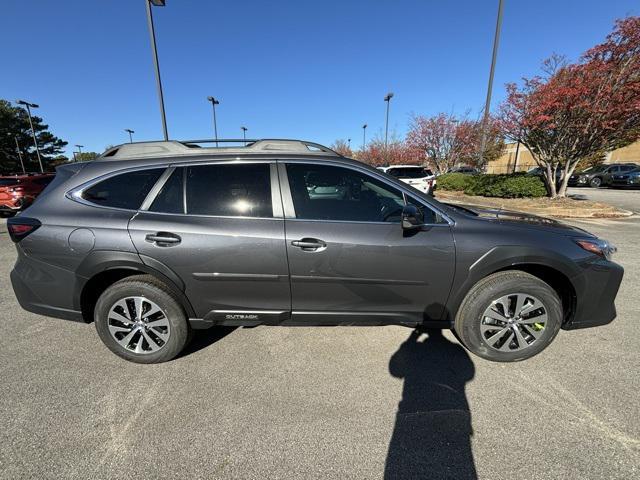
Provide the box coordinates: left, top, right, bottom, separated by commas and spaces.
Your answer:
76, 251, 196, 323
448, 246, 580, 327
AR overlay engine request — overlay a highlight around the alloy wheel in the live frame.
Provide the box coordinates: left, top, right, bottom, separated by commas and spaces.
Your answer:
480, 293, 547, 352
107, 296, 170, 354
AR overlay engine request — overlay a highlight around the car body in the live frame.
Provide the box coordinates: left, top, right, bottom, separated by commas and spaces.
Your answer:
610, 167, 640, 188
0, 174, 55, 215
569, 163, 639, 188
377, 165, 436, 194
8, 139, 623, 364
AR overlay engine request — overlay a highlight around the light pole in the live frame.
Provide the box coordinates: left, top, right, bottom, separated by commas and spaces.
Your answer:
241, 126, 248, 145
7, 133, 26, 174
125, 129, 135, 143
348, 138, 351, 150
16, 99, 44, 173
478, 0, 504, 168
75, 144, 84, 158
384, 92, 394, 151
362, 123, 367, 150
207, 96, 220, 146
145, 0, 169, 140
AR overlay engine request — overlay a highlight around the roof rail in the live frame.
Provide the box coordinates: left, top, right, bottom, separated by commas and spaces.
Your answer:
97, 139, 340, 160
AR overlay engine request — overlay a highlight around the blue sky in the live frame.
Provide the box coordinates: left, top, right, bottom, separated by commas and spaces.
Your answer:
2, 0, 638, 157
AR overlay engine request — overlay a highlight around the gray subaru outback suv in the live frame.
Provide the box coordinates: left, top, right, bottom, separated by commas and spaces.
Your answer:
8, 139, 623, 363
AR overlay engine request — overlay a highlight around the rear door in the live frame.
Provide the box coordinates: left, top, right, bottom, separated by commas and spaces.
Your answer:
128, 161, 291, 324
278, 161, 455, 325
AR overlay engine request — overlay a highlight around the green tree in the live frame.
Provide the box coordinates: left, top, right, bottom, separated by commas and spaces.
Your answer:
0, 99, 67, 173
74, 151, 99, 162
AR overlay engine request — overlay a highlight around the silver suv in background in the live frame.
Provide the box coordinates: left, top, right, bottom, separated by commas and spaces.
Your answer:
8, 139, 623, 364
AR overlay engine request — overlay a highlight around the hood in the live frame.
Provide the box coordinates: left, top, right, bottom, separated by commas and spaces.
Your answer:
447, 203, 595, 237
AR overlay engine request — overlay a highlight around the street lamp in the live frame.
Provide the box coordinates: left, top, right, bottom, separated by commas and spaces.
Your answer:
145, 0, 168, 140
7, 133, 26, 174
125, 129, 135, 143
383, 92, 394, 151
207, 96, 220, 146
15, 99, 44, 173
362, 124, 367, 150
74, 145, 84, 161
348, 138, 351, 150
241, 126, 248, 145
478, 0, 504, 167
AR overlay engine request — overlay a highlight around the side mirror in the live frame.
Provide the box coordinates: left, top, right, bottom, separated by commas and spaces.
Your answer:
401, 204, 424, 230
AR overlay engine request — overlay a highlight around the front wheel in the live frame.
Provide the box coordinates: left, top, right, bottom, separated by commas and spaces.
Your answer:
590, 177, 602, 188
94, 275, 190, 363
454, 271, 562, 362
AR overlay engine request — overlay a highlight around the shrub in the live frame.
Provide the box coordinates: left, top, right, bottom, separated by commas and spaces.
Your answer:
437, 173, 475, 192
437, 173, 547, 198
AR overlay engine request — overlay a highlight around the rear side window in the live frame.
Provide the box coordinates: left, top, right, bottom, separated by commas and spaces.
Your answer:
82, 168, 163, 209
185, 164, 272, 217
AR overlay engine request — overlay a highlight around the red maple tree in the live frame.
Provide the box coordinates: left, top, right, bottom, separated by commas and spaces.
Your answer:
406, 113, 503, 174
499, 17, 640, 197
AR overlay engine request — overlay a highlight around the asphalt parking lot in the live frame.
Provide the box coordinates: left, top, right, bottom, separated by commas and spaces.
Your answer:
0, 196, 639, 479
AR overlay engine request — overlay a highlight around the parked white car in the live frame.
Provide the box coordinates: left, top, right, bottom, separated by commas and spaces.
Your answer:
377, 165, 436, 194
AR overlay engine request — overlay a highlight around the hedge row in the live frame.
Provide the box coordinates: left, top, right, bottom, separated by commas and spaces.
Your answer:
437, 172, 547, 198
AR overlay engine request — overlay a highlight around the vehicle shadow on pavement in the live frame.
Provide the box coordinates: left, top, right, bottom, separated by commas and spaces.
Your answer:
179, 326, 237, 357
385, 328, 477, 479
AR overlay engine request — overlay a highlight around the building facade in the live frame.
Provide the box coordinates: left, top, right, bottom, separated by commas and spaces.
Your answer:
487, 140, 640, 174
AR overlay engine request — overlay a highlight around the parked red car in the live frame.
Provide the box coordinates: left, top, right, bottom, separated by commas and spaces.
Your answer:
0, 174, 55, 216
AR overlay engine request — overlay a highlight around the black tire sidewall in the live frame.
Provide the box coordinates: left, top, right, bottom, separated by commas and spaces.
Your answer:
456, 273, 562, 362
94, 278, 189, 363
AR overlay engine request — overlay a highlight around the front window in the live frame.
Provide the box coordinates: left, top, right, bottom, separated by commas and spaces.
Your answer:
286, 163, 436, 223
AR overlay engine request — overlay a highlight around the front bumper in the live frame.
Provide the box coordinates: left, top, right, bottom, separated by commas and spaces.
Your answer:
563, 258, 624, 330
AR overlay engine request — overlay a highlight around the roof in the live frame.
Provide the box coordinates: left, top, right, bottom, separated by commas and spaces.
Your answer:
378, 165, 428, 170
97, 139, 341, 161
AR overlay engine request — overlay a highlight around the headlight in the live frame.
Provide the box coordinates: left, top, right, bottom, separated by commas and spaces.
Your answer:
575, 238, 617, 259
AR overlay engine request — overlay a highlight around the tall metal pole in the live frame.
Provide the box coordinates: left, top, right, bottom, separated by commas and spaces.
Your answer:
75, 144, 84, 157
145, 0, 169, 140
207, 97, 220, 146
384, 93, 394, 151
241, 126, 247, 145
125, 129, 135, 143
10, 134, 26, 174
17, 101, 44, 173
478, 0, 504, 168
362, 124, 367, 150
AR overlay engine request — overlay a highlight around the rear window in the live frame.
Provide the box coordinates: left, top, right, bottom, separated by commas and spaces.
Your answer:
82, 168, 164, 209
387, 167, 428, 179
185, 163, 272, 217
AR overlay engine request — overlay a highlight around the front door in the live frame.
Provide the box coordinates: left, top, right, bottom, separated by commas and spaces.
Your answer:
128, 161, 290, 324
279, 161, 455, 325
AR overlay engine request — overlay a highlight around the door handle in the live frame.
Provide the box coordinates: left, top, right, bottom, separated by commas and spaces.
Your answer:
145, 232, 181, 246
291, 238, 326, 251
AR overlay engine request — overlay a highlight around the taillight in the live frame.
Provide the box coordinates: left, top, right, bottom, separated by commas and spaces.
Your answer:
9, 186, 25, 193
7, 217, 41, 242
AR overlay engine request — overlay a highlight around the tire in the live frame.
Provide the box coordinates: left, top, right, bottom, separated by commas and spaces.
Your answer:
590, 177, 602, 188
94, 275, 190, 363
454, 271, 562, 362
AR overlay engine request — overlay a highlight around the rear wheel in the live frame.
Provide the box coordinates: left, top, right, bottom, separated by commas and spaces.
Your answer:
454, 271, 562, 362
590, 177, 602, 188
94, 275, 190, 363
